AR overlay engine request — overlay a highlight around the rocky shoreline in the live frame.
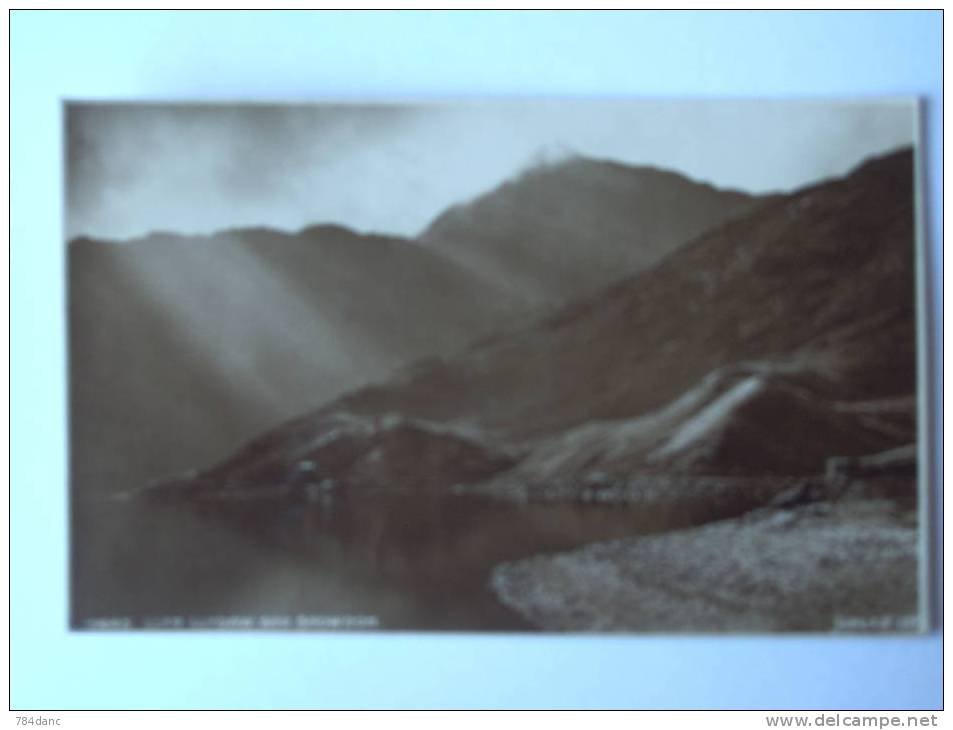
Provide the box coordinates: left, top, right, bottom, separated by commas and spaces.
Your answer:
490, 494, 920, 633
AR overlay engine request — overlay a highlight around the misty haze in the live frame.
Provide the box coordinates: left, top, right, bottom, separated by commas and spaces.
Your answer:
69, 100, 922, 632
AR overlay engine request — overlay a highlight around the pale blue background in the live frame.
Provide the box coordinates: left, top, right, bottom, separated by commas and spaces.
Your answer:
10, 10, 942, 710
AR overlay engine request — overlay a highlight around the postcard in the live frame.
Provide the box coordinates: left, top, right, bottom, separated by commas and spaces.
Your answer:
67, 99, 924, 632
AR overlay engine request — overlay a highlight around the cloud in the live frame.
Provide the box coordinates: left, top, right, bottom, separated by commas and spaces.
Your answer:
66, 99, 916, 241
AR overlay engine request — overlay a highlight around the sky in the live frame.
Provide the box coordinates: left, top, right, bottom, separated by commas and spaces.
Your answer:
66, 99, 917, 241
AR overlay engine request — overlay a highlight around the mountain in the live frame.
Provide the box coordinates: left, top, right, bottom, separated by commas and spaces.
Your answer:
419, 156, 759, 304
69, 225, 521, 496
344, 148, 916, 437
157, 148, 916, 499
71, 157, 767, 499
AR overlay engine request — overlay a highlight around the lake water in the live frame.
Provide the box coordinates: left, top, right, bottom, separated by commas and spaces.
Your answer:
70, 486, 766, 631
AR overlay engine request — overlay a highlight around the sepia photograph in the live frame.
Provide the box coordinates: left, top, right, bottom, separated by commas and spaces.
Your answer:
67, 99, 923, 633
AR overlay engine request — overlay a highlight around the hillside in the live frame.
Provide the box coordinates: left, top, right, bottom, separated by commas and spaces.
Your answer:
344, 148, 916, 437
69, 224, 521, 495
72, 156, 768, 498
153, 148, 917, 499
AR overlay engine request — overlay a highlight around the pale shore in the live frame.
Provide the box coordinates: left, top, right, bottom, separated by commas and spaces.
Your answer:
490, 498, 919, 633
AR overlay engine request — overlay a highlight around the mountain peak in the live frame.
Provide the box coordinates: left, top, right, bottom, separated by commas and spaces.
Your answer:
419, 157, 759, 303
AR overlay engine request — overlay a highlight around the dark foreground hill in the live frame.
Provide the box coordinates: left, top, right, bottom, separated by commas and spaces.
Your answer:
153, 148, 916, 501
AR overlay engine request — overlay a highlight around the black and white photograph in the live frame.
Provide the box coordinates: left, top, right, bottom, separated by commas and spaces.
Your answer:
67, 99, 923, 633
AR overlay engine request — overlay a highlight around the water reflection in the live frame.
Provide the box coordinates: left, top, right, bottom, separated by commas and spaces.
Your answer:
71, 487, 759, 631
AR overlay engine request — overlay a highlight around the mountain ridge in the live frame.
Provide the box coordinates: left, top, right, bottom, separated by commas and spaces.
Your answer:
146, 146, 916, 502
72, 154, 771, 496
419, 154, 762, 304
69, 224, 520, 496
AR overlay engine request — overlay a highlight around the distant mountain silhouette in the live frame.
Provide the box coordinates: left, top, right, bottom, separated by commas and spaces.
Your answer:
162, 148, 916, 498
420, 156, 759, 304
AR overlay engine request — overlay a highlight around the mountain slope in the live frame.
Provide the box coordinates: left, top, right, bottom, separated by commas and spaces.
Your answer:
420, 156, 759, 304
342, 147, 916, 439
73, 156, 771, 498
169, 147, 916, 497
69, 225, 521, 495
